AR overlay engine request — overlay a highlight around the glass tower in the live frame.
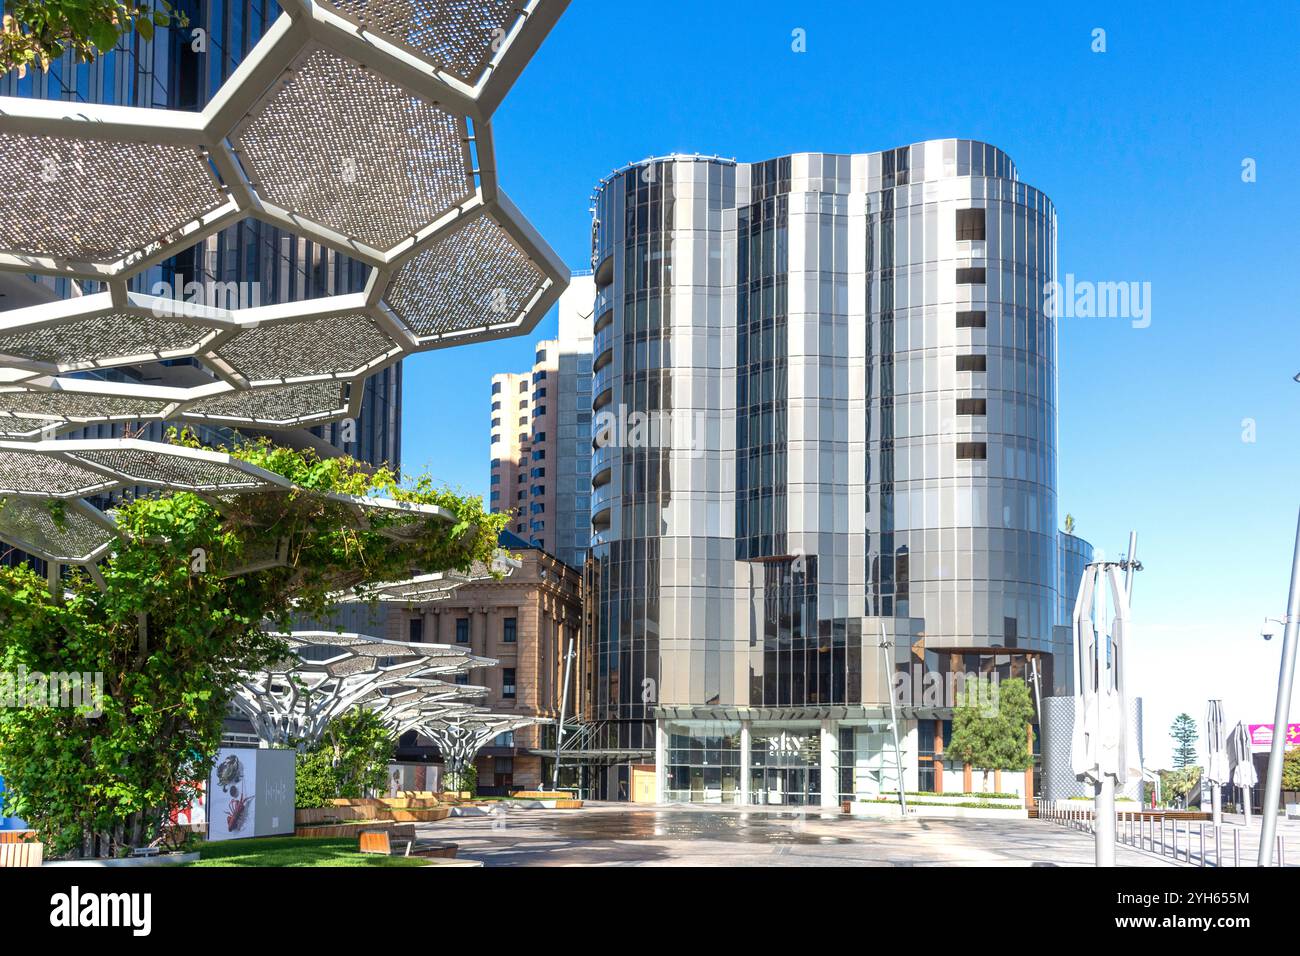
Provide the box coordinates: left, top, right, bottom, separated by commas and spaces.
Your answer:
586, 142, 1071, 804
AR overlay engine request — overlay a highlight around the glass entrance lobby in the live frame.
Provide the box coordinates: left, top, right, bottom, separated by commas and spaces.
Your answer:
660, 719, 906, 805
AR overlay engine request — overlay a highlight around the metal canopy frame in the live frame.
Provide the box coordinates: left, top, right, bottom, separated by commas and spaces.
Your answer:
0, 0, 571, 565
231, 630, 495, 748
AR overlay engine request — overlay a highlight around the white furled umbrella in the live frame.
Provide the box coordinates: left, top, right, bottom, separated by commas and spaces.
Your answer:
1070, 563, 1141, 866
1205, 700, 1228, 826
1228, 720, 1258, 825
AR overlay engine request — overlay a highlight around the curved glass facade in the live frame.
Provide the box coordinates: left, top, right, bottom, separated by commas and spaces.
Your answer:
587, 142, 1069, 801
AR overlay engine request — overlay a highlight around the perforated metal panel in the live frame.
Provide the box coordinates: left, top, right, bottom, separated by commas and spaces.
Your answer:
0, 132, 226, 264
217, 312, 398, 380
182, 380, 348, 423
232, 46, 475, 251
0, 313, 220, 368
0, 451, 115, 496
386, 215, 544, 337
319, 0, 525, 85
64, 448, 277, 491
0, 389, 173, 420
0, 497, 113, 562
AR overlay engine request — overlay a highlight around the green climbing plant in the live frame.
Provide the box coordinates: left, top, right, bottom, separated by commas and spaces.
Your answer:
0, 432, 507, 857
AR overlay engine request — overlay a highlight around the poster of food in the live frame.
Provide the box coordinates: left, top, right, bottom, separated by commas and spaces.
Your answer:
207, 749, 257, 842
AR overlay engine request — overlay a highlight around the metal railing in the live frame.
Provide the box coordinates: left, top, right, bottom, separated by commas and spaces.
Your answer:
1038, 799, 1287, 866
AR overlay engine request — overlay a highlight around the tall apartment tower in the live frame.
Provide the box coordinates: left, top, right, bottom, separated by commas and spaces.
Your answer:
490, 276, 595, 569
585, 142, 1067, 805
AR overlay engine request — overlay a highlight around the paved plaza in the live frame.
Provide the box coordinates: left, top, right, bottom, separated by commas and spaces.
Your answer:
417, 804, 1200, 867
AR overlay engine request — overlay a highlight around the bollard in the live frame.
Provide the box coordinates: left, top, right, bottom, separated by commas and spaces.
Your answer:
1215, 825, 1222, 868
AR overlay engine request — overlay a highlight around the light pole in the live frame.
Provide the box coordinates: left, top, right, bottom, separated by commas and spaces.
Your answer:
1258, 509, 1300, 866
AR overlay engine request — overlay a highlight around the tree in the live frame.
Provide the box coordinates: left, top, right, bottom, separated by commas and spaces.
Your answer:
294, 707, 396, 808
1063, 514, 1075, 535
0, 433, 506, 857
1160, 766, 1201, 809
944, 676, 1036, 787
1170, 713, 1199, 769
1, 1, 187, 77
1283, 747, 1300, 794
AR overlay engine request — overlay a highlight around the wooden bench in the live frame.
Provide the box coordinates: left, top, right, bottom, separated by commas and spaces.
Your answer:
358, 826, 458, 859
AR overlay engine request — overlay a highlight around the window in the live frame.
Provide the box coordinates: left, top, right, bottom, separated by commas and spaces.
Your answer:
490, 474, 500, 484
491, 417, 500, 428
502, 668, 516, 698
503, 617, 517, 643
956, 208, 986, 241
532, 431, 546, 442
455, 618, 469, 643
491, 382, 501, 395
956, 266, 986, 284
533, 370, 547, 382
956, 442, 987, 460
956, 310, 986, 328
491, 401, 501, 411
956, 398, 987, 415
494, 731, 515, 747
534, 388, 547, 399
518, 433, 527, 444
956, 354, 986, 372
408, 617, 423, 643
532, 449, 545, 461
1003, 617, 1018, 648
490, 490, 500, 501
535, 349, 547, 363
454, 673, 469, 686
519, 381, 528, 392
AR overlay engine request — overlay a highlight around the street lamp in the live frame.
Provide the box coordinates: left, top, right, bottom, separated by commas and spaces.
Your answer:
1257, 511, 1300, 866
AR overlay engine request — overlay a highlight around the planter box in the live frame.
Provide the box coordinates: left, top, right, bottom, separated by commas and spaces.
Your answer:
385, 808, 451, 822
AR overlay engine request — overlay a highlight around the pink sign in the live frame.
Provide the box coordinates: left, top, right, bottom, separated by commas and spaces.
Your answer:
1248, 723, 1300, 750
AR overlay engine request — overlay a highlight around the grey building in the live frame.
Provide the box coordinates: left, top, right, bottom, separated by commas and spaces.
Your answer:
582, 141, 1074, 805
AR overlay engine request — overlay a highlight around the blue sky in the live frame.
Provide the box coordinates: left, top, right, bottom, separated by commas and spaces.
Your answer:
402, 0, 1300, 766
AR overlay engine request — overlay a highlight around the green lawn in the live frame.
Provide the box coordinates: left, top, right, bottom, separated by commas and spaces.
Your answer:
188, 835, 431, 867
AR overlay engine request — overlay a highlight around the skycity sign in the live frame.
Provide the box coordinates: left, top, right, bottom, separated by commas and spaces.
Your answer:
1247, 723, 1300, 751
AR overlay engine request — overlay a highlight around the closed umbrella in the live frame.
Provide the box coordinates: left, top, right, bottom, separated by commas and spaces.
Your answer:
1228, 721, 1258, 825
1205, 700, 1228, 826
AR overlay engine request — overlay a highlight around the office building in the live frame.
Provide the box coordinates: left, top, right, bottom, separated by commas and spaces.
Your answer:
583, 141, 1076, 805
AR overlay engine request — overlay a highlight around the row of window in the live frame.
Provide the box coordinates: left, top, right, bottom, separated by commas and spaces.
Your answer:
954, 225, 990, 462
407, 616, 518, 645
